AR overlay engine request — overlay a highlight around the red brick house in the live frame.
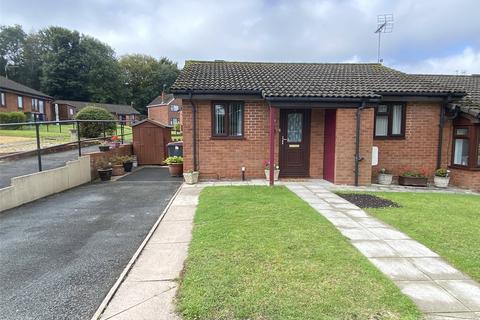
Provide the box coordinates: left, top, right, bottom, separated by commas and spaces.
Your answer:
147, 93, 182, 126
53, 100, 140, 124
0, 76, 53, 121
171, 61, 479, 191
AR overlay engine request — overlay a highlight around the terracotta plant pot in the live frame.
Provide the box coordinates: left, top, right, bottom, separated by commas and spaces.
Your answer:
264, 169, 280, 181
112, 164, 125, 176
168, 163, 183, 177
98, 168, 112, 181
377, 173, 393, 185
123, 161, 133, 172
434, 176, 450, 188
398, 176, 428, 187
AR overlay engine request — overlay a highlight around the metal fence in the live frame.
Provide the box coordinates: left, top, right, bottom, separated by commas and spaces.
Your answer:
0, 119, 132, 172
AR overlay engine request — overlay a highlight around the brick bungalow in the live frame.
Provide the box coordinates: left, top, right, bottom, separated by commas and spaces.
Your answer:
171, 61, 479, 191
52, 100, 140, 124
147, 93, 182, 126
0, 76, 53, 121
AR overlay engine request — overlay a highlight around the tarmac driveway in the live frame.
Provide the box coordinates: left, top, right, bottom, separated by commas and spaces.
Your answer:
0, 167, 182, 320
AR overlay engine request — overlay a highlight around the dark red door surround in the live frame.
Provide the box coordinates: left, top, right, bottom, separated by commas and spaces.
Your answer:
279, 109, 311, 177
323, 109, 336, 183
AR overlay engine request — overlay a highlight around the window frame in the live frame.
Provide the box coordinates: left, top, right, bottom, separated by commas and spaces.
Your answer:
170, 104, 180, 112
374, 103, 406, 139
17, 95, 23, 109
211, 101, 245, 139
451, 124, 480, 170
0, 92, 5, 107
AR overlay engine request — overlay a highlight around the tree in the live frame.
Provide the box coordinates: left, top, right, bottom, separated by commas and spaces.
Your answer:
0, 25, 26, 80
119, 54, 179, 114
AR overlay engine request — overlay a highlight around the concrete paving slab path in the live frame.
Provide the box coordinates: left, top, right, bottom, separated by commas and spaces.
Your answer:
286, 182, 480, 319
97, 184, 201, 320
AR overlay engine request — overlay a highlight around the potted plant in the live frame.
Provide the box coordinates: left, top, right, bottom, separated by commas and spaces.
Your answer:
377, 168, 393, 185
110, 156, 125, 176
184, 169, 199, 184
122, 155, 134, 172
434, 168, 450, 188
264, 161, 280, 181
98, 141, 110, 152
164, 156, 183, 177
110, 135, 121, 148
97, 159, 112, 181
399, 168, 428, 187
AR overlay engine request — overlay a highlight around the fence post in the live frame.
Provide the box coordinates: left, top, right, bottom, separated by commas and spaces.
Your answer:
59, 122, 62, 133
103, 122, 106, 139
121, 122, 124, 144
35, 122, 42, 172
76, 120, 81, 156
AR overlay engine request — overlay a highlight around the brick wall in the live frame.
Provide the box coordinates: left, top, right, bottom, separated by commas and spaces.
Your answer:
310, 109, 325, 178
182, 99, 276, 179
148, 105, 169, 125
372, 102, 450, 181
449, 168, 480, 192
86, 144, 133, 179
334, 108, 374, 185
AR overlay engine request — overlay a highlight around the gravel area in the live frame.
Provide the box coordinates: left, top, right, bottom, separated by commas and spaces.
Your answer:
337, 193, 400, 208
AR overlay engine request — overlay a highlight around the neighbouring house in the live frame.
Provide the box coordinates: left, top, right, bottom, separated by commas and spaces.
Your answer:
53, 100, 140, 124
171, 60, 480, 192
0, 76, 53, 121
147, 93, 182, 126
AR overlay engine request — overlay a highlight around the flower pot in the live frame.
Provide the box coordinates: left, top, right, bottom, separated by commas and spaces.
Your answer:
112, 164, 125, 176
98, 168, 112, 181
184, 171, 199, 184
434, 176, 450, 188
398, 176, 428, 187
99, 145, 110, 152
123, 161, 133, 172
377, 173, 393, 185
168, 163, 183, 177
264, 169, 280, 181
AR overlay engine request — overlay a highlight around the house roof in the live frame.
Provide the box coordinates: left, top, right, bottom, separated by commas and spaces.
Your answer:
0, 76, 52, 99
171, 61, 464, 100
147, 94, 175, 107
414, 74, 480, 119
53, 100, 140, 115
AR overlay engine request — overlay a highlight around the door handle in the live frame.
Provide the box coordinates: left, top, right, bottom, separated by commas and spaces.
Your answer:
281, 136, 288, 145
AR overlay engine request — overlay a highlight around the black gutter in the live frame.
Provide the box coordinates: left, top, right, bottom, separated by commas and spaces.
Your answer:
354, 102, 366, 186
265, 96, 381, 103
189, 92, 198, 171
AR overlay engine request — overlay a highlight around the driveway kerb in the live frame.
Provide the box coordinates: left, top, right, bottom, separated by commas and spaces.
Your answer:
89, 183, 184, 320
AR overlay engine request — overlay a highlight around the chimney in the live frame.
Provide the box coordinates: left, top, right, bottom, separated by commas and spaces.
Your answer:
161, 84, 167, 103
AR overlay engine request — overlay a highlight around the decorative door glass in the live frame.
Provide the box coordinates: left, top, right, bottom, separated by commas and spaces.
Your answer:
287, 113, 302, 142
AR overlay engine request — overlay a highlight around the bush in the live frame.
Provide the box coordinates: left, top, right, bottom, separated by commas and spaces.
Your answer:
75, 106, 116, 138
0, 112, 27, 129
164, 156, 183, 164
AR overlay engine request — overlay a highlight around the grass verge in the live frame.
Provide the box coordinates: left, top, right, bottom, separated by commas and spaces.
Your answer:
362, 192, 480, 282
177, 186, 420, 320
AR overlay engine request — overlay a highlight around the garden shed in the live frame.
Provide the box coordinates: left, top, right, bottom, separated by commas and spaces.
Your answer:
132, 119, 172, 165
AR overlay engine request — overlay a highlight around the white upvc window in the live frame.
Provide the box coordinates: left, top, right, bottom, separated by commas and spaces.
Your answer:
1, 92, 5, 106
17, 96, 23, 109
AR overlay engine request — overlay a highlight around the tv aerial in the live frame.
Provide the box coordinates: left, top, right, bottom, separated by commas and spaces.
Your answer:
374, 14, 394, 63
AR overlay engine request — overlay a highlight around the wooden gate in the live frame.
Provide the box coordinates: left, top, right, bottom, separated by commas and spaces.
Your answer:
132, 119, 172, 165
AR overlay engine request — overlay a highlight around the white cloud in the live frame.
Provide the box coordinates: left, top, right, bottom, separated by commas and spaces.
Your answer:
393, 47, 480, 74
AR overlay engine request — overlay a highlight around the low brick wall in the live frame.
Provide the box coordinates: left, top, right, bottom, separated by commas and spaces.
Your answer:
449, 168, 480, 192
86, 144, 133, 179
0, 156, 91, 212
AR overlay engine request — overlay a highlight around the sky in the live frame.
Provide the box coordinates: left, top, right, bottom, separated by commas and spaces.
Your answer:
1, 0, 479, 74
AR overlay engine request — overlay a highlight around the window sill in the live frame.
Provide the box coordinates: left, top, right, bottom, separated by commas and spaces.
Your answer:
373, 136, 406, 140
210, 136, 246, 141
448, 165, 480, 171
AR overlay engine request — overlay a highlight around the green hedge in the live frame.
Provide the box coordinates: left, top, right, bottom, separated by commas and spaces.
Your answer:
0, 112, 27, 129
75, 106, 116, 138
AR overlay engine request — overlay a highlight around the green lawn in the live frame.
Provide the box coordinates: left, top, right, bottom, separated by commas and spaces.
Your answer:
177, 186, 420, 320
362, 192, 480, 282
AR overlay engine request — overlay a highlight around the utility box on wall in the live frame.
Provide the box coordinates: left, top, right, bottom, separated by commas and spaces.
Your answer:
132, 119, 172, 165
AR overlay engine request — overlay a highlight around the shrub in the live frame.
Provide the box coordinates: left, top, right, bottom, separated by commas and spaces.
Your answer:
435, 168, 450, 177
0, 111, 27, 129
164, 156, 183, 164
75, 106, 116, 138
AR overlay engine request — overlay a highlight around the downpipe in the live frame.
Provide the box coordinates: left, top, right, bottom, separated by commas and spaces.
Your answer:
354, 102, 366, 186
